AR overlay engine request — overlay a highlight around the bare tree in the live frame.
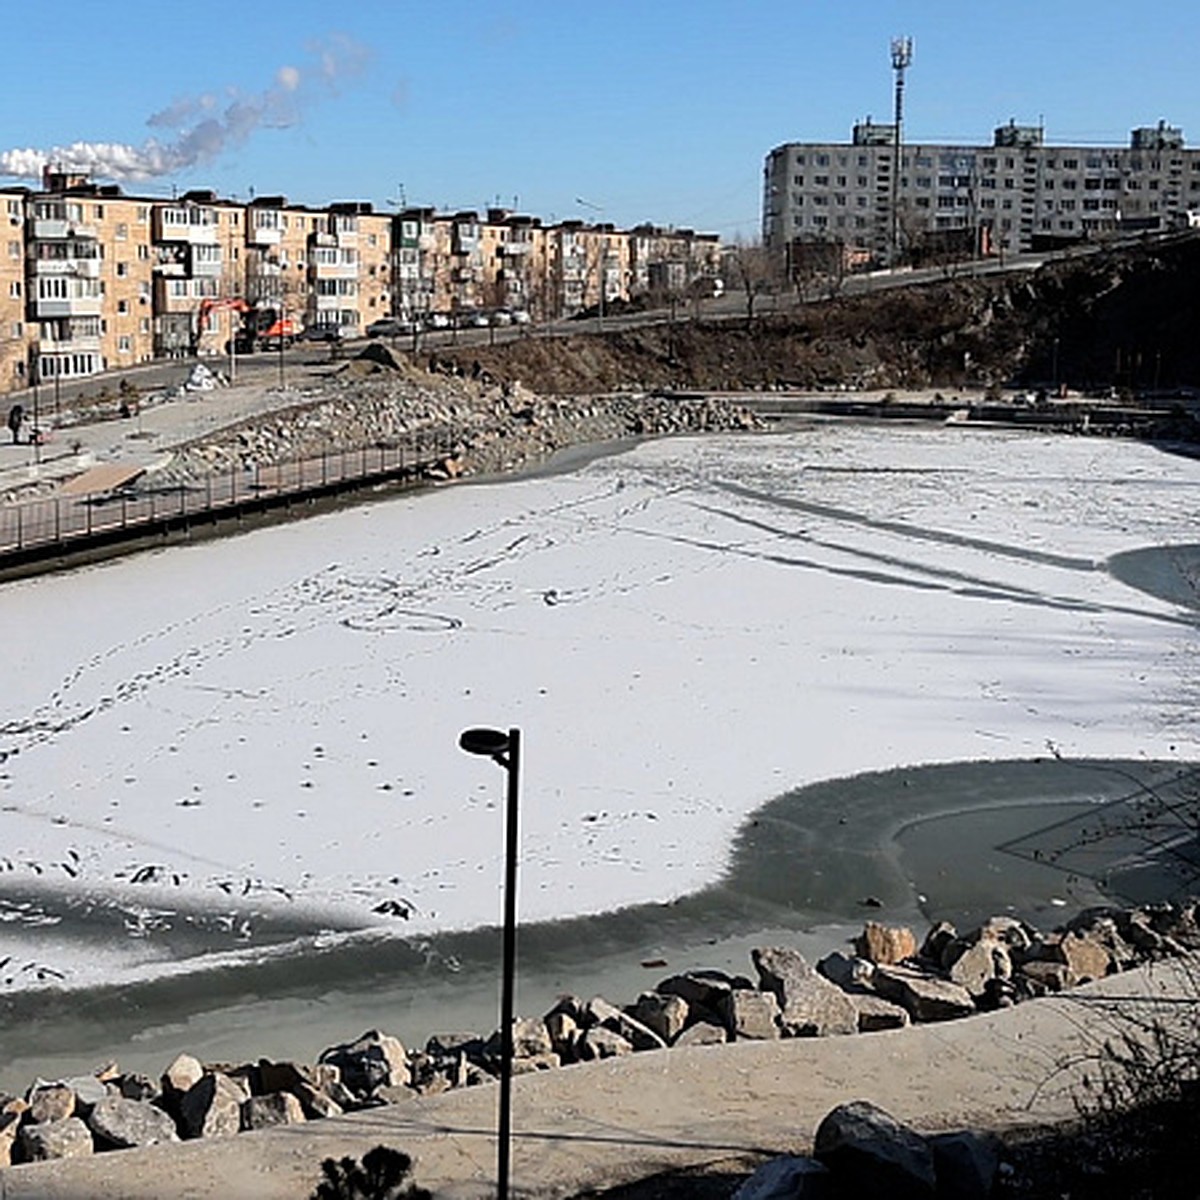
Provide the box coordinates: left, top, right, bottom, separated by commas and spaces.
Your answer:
725, 238, 778, 324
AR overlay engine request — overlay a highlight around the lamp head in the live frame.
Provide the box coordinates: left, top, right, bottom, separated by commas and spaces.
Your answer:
459, 727, 511, 759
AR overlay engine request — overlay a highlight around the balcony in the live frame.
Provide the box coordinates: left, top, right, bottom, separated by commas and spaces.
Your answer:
30, 256, 101, 279
310, 261, 358, 281
32, 295, 102, 320
39, 331, 101, 354
313, 293, 342, 311
247, 225, 282, 248
502, 241, 531, 256
154, 211, 219, 245
32, 218, 99, 242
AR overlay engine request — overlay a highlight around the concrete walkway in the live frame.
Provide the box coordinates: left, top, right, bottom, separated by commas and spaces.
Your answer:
1, 961, 1191, 1199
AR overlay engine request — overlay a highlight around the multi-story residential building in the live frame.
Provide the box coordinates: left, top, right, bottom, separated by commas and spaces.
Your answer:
628, 225, 721, 298
152, 190, 225, 357
1, 189, 29, 394
394, 207, 438, 320
358, 210, 392, 323
763, 118, 1200, 268
0, 171, 721, 396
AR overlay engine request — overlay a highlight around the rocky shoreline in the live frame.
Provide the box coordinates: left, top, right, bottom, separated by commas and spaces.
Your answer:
151, 347, 763, 490
0, 897, 1195, 1168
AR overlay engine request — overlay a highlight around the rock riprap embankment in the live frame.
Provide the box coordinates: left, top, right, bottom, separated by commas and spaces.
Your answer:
1, 898, 1195, 1166
155, 351, 761, 488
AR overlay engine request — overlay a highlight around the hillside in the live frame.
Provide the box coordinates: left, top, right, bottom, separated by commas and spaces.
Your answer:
436, 235, 1200, 397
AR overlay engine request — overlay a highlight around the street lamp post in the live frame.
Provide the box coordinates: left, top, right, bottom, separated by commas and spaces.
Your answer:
458, 726, 522, 1200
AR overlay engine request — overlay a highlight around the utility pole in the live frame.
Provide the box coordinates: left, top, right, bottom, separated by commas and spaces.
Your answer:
890, 36, 914, 267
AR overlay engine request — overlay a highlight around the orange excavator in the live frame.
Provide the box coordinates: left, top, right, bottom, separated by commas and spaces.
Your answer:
196, 298, 299, 354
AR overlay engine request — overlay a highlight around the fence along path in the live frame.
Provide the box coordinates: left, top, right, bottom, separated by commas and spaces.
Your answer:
0, 430, 453, 568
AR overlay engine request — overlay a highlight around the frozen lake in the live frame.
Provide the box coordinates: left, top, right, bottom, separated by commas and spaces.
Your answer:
0, 422, 1197, 1084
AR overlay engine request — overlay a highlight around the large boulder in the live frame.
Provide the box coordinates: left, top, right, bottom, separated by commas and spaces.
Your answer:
929, 1130, 1001, 1200
732, 1154, 832, 1199
872, 965, 975, 1022
1046, 932, 1113, 985
719, 988, 781, 1040
178, 1072, 248, 1140
585, 997, 667, 1052
161, 1052, 205, 1100
19, 1117, 94, 1161
815, 951, 875, 993
947, 940, 1011, 1001
856, 922, 918, 965
510, 1017, 554, 1059
0, 1111, 21, 1167
241, 1092, 306, 1130
318, 1029, 409, 1099
851, 993, 911, 1032
576, 1027, 633, 1060
87, 1096, 179, 1149
813, 1100, 936, 1199
629, 992, 689, 1043
657, 969, 747, 1013
752, 947, 858, 1037
26, 1085, 75, 1124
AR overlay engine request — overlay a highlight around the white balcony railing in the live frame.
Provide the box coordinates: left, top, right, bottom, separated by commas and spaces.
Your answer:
32, 296, 103, 319
30, 257, 101, 279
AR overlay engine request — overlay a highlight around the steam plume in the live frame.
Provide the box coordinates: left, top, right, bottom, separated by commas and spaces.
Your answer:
0, 33, 369, 184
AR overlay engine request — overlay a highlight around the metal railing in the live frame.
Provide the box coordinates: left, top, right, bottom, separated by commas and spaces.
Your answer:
0, 429, 454, 563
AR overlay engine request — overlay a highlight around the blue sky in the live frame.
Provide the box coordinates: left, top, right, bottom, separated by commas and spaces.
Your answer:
2, 1, 1197, 238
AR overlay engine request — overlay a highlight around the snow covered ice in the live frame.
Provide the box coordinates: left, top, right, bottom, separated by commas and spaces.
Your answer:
0, 423, 1197, 994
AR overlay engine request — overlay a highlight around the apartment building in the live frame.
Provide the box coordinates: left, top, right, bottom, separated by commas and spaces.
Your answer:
0, 170, 722, 396
763, 118, 1200, 267
1, 190, 28, 394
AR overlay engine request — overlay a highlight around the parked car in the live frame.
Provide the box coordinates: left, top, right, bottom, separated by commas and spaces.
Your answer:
490, 310, 513, 327
366, 317, 414, 338
510, 310, 532, 325
299, 325, 341, 343
424, 313, 451, 330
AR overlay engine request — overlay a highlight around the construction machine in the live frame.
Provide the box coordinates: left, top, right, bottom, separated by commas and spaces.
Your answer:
195, 298, 298, 355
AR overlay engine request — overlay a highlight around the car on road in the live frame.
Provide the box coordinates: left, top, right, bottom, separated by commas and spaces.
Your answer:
366, 317, 414, 338
424, 313, 451, 330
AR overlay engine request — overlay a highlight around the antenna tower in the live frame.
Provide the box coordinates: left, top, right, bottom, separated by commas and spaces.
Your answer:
890, 36, 914, 265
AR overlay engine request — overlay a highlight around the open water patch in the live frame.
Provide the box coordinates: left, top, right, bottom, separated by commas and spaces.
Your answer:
1108, 543, 1200, 612
0, 756, 1193, 1090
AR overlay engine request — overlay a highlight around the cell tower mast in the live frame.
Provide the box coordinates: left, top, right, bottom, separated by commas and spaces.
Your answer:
890, 36, 914, 265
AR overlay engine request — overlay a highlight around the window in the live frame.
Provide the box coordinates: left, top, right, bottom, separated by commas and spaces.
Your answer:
140, 318, 150, 334
118, 335, 131, 352
138, 243, 149, 259
10, 322, 21, 338
116, 223, 128, 240
93, 204, 104, 219
8, 281, 19, 298
7, 240, 18, 259
137, 206, 149, 222
814, 175, 828, 186
116, 262, 128, 278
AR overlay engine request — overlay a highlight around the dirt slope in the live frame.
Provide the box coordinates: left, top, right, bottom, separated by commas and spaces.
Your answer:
437, 236, 1200, 397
